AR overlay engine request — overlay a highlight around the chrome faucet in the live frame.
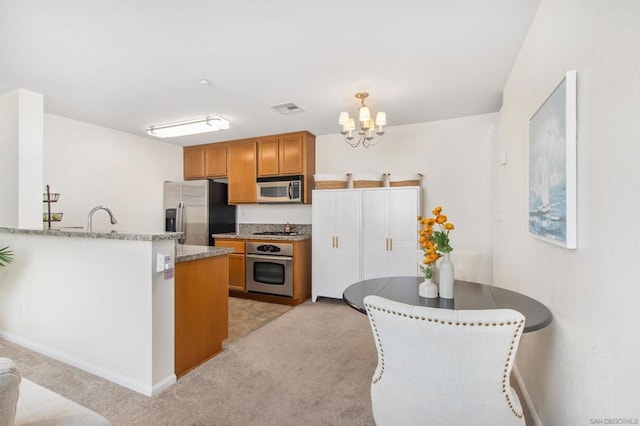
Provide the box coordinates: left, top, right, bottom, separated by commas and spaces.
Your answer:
87, 206, 118, 233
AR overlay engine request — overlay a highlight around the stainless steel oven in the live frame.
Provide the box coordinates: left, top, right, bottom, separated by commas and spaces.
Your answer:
245, 242, 294, 297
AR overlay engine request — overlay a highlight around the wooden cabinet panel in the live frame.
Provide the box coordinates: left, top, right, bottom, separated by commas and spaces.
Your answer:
228, 140, 257, 204
228, 254, 246, 292
175, 255, 229, 377
204, 143, 227, 177
257, 138, 280, 176
215, 239, 246, 292
183, 146, 205, 180
257, 134, 304, 177
279, 134, 304, 175
214, 239, 245, 253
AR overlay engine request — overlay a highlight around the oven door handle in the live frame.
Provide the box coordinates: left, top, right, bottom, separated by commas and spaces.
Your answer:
246, 254, 294, 261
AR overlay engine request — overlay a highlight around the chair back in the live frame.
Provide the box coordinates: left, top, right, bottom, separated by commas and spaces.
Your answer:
364, 295, 525, 426
450, 250, 483, 282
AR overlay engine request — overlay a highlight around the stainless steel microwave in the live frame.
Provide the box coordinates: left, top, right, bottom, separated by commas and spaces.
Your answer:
256, 176, 303, 203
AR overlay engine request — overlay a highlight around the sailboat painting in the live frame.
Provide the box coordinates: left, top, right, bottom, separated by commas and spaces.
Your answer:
528, 70, 577, 249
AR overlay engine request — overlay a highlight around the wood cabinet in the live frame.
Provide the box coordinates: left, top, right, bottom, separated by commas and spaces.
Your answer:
362, 187, 420, 279
312, 187, 420, 301
258, 133, 305, 176
175, 254, 229, 377
183, 146, 205, 180
311, 190, 362, 301
183, 131, 315, 203
227, 139, 257, 204
214, 239, 245, 292
204, 143, 227, 177
257, 131, 315, 203
183, 143, 227, 179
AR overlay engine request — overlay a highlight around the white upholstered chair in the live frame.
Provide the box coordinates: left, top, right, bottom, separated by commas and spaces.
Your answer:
364, 295, 526, 426
449, 250, 483, 282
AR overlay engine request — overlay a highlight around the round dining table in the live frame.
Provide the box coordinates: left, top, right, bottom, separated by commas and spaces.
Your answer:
343, 276, 553, 333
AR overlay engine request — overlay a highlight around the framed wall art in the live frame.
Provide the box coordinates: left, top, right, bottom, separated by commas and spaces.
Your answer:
528, 70, 577, 249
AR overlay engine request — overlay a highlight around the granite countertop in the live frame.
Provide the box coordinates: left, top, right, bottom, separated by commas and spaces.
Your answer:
0, 227, 182, 242
175, 244, 234, 263
212, 232, 311, 241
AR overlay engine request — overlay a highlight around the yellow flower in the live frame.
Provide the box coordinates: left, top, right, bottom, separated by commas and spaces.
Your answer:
432, 206, 442, 215
444, 223, 455, 230
435, 214, 447, 224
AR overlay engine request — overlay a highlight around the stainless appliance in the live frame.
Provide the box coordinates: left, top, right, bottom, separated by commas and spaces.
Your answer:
245, 241, 294, 297
164, 180, 236, 246
256, 175, 303, 203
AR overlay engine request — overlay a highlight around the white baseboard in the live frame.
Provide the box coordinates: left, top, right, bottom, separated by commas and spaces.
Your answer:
0, 330, 173, 397
513, 364, 543, 426
152, 374, 177, 396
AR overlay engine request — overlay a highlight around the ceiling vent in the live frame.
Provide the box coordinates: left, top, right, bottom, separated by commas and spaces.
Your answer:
270, 102, 304, 114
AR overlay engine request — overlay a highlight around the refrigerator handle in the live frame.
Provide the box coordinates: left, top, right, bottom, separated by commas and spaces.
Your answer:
176, 201, 185, 244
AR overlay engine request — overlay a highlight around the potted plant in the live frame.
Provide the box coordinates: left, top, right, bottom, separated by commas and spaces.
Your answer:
0, 246, 14, 267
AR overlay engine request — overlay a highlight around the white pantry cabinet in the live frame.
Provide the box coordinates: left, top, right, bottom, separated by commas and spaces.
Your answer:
362, 187, 420, 279
312, 189, 361, 301
312, 187, 420, 302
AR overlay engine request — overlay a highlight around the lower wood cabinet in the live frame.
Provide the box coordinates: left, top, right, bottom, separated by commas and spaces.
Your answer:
214, 239, 245, 291
175, 254, 229, 378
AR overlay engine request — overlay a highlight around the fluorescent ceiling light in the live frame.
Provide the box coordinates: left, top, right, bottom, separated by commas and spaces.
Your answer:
147, 115, 230, 138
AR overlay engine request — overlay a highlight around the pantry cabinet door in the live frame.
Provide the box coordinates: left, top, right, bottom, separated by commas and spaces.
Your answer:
362, 190, 390, 280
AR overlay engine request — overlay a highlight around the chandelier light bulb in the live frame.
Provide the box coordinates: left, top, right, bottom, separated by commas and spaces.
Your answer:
338, 92, 386, 147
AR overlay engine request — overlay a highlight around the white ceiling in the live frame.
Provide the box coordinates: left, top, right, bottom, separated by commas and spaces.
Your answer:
0, 0, 540, 146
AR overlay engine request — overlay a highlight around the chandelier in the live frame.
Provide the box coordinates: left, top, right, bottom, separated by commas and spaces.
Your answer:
338, 92, 387, 148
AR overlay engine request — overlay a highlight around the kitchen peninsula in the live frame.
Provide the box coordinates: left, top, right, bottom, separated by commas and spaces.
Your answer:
174, 244, 231, 377
0, 227, 231, 396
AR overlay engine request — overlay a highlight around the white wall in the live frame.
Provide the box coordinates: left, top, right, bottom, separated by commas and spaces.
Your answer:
0, 232, 176, 396
316, 113, 496, 283
495, 1, 640, 423
44, 114, 183, 232
0, 89, 44, 230
0, 91, 19, 226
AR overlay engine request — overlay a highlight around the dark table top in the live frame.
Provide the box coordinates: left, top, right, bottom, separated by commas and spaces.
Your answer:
343, 276, 553, 333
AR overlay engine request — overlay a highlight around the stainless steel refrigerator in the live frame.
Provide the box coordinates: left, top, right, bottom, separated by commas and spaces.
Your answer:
164, 180, 236, 246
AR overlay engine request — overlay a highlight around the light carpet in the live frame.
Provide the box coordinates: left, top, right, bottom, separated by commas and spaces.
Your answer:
1, 299, 376, 425
1, 298, 532, 425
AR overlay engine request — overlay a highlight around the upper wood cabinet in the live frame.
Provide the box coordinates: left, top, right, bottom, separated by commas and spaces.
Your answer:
256, 131, 315, 203
183, 131, 315, 203
204, 143, 227, 177
257, 133, 307, 177
227, 139, 257, 204
183, 146, 205, 180
184, 143, 227, 179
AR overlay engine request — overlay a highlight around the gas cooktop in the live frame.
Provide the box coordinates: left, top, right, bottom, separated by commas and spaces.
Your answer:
252, 231, 303, 236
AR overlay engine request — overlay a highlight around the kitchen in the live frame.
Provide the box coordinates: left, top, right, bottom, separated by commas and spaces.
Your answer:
0, 93, 493, 397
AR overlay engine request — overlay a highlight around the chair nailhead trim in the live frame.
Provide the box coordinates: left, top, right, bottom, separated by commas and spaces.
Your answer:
364, 302, 525, 419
